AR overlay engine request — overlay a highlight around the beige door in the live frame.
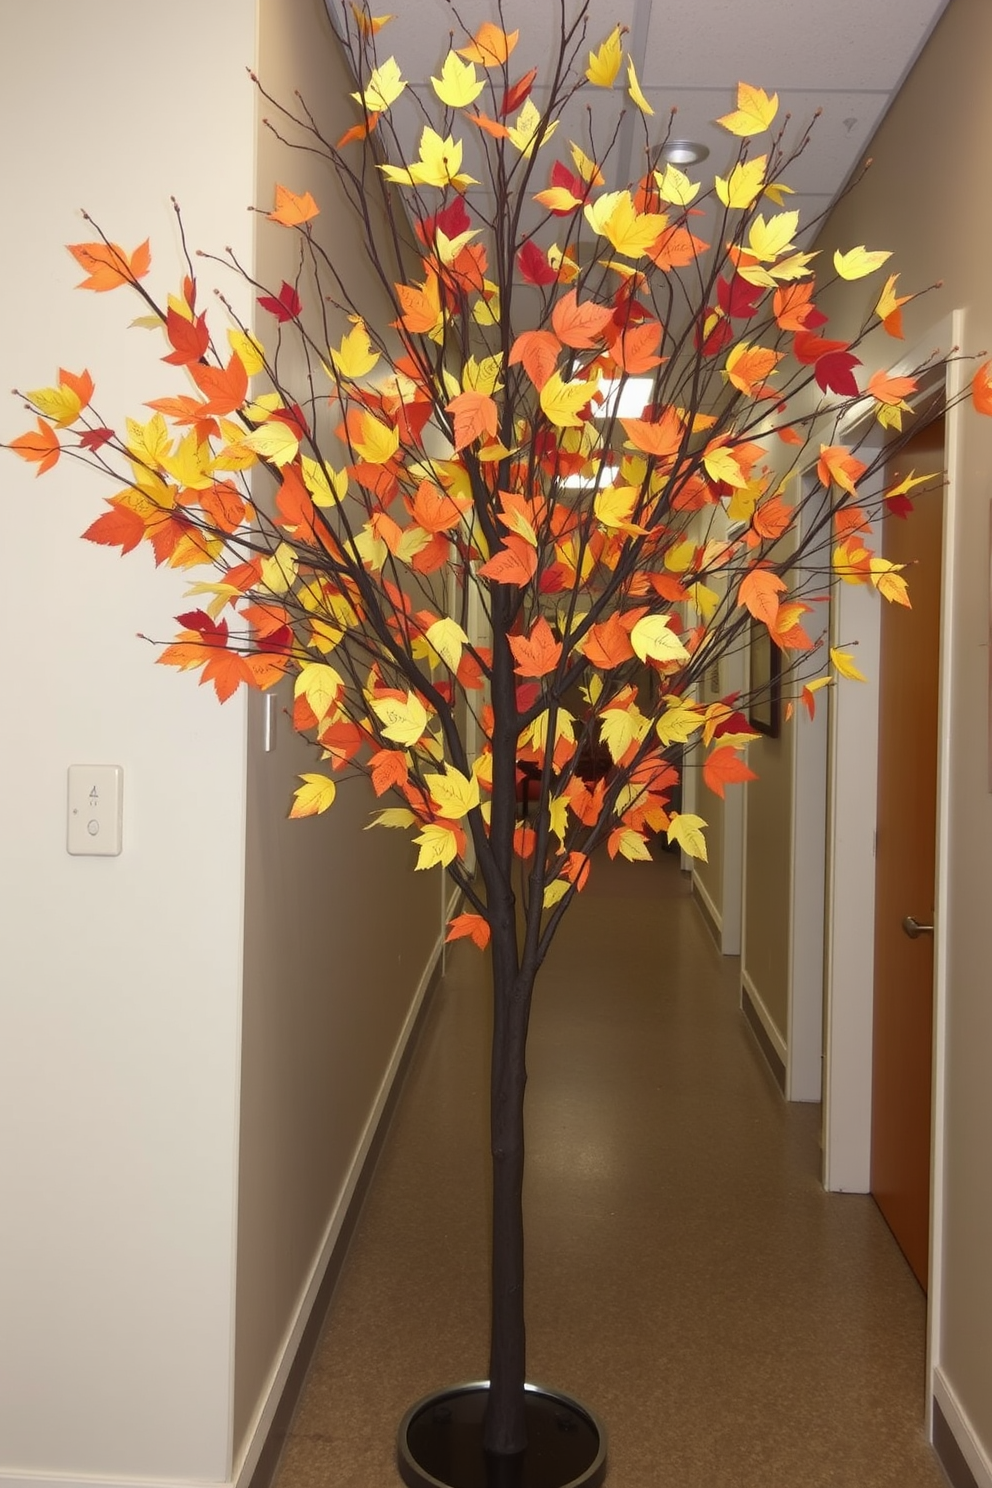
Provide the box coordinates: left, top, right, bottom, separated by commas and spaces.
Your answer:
871, 416, 944, 1290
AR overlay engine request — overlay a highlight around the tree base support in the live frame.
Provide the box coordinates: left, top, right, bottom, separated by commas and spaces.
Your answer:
397, 1381, 606, 1488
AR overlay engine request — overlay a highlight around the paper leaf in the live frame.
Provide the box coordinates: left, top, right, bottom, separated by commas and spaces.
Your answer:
718, 82, 778, 136
586, 25, 624, 86
626, 58, 654, 115
290, 773, 337, 818
539, 369, 596, 427
431, 51, 484, 106
446, 913, 491, 949
68, 238, 150, 292
268, 185, 320, 226
457, 21, 518, 66
629, 613, 689, 664
830, 646, 867, 682
414, 822, 460, 870
371, 690, 430, 745
834, 245, 892, 280
703, 746, 757, 798
508, 616, 562, 677
667, 812, 708, 860
424, 764, 479, 819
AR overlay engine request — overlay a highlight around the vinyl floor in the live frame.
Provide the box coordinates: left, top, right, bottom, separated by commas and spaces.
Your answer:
272, 852, 947, 1488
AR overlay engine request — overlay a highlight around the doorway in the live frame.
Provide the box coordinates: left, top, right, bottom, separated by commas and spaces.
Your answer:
871, 415, 945, 1290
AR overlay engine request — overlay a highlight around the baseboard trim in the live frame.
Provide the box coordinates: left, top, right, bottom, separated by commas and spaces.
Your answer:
933, 1368, 992, 1488
741, 971, 787, 1093
234, 912, 455, 1488
691, 872, 722, 949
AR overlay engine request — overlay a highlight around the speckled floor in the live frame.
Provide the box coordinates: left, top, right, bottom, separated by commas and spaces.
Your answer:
272, 853, 946, 1487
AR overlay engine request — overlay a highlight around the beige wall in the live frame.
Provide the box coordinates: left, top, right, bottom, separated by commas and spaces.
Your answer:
742, 729, 792, 1043
232, 0, 440, 1459
818, 0, 992, 1462
0, 2, 255, 1479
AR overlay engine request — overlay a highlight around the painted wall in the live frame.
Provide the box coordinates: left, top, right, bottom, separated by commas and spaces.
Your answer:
816, 0, 992, 1467
0, 2, 256, 1480
741, 729, 792, 1045
232, 0, 441, 1465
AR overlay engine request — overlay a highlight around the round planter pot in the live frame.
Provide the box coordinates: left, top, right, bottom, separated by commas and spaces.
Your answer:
397, 1381, 607, 1488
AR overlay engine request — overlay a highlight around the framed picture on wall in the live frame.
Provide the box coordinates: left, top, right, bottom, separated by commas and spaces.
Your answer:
748, 618, 781, 737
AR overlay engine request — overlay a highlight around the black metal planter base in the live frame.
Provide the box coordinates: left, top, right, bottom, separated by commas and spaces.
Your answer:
397, 1381, 607, 1488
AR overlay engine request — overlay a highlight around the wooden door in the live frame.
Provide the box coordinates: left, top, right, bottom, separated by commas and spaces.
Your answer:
870, 417, 944, 1290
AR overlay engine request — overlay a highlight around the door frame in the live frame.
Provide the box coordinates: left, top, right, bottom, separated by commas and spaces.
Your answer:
818, 309, 962, 1427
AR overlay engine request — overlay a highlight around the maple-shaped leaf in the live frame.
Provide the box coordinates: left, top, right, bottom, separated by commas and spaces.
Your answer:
468, 110, 511, 140
478, 535, 538, 586
457, 21, 518, 66
621, 407, 684, 460
414, 822, 462, 870
162, 307, 210, 367
534, 184, 585, 214
585, 190, 666, 259
68, 237, 150, 292
268, 184, 320, 227
875, 273, 912, 339
718, 83, 778, 136
329, 318, 380, 380
258, 281, 303, 322
540, 369, 596, 428
290, 772, 337, 818
667, 812, 708, 860
551, 289, 613, 349
715, 156, 767, 210
371, 690, 429, 746
608, 319, 663, 375
581, 613, 635, 669
773, 281, 826, 333
350, 4, 392, 38
509, 329, 560, 391
337, 113, 379, 149
972, 361, 992, 416
432, 50, 485, 107
830, 646, 867, 682
10, 418, 60, 474
814, 350, 861, 396
446, 913, 491, 950
649, 225, 708, 272
626, 58, 653, 115
726, 342, 784, 397
508, 617, 562, 678
867, 369, 917, 405
833, 245, 891, 280
629, 613, 689, 665
516, 239, 558, 286
190, 353, 248, 416
79, 426, 115, 452
501, 66, 537, 116
586, 25, 624, 87
394, 272, 442, 334
870, 557, 912, 607
817, 444, 867, 496
752, 493, 793, 541
446, 390, 499, 450
368, 749, 409, 797
703, 745, 758, 798
608, 827, 653, 862
82, 501, 146, 553
738, 568, 786, 627
425, 764, 479, 820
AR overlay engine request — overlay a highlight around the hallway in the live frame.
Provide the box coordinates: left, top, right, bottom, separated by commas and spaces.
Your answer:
272, 853, 945, 1488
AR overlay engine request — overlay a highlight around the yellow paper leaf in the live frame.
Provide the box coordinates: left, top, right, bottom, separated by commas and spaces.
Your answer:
242, 421, 301, 467
228, 328, 265, 376
714, 156, 766, 210
653, 163, 700, 206
570, 143, 604, 186
629, 614, 690, 664
586, 25, 624, 86
353, 412, 399, 465
330, 319, 380, 380
667, 812, 708, 860
614, 828, 654, 862
426, 617, 470, 671
657, 702, 704, 745
507, 98, 556, 157
414, 822, 460, 870
290, 773, 337, 818
352, 57, 405, 114
834, 245, 892, 280
718, 82, 778, 136
830, 646, 867, 682
294, 663, 345, 722
540, 368, 598, 428
748, 211, 799, 263
25, 382, 82, 427
424, 763, 480, 819
431, 51, 484, 107
626, 58, 654, 115
302, 457, 348, 507
585, 190, 667, 259
543, 879, 570, 908
366, 807, 417, 829
260, 543, 299, 595
870, 558, 912, 607
371, 690, 430, 745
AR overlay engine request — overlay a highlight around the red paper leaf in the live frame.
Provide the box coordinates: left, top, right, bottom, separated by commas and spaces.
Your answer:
257, 281, 303, 322
516, 239, 557, 287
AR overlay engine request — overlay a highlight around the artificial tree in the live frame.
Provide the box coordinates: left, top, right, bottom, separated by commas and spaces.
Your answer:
9, 1, 992, 1479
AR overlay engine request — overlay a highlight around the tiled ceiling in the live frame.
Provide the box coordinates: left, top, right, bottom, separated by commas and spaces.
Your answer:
327, 0, 950, 233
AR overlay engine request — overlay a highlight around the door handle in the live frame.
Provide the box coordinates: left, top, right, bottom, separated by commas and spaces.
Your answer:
902, 914, 934, 939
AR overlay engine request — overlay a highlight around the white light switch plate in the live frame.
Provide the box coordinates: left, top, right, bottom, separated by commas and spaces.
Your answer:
67, 765, 123, 856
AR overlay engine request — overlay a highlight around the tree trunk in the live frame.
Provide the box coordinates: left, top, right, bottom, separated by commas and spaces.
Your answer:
483, 924, 535, 1457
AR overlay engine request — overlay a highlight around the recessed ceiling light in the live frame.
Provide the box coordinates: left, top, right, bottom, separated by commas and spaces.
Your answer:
658, 139, 710, 167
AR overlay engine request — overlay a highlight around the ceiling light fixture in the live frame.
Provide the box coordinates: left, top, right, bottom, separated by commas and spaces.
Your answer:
658, 139, 710, 167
